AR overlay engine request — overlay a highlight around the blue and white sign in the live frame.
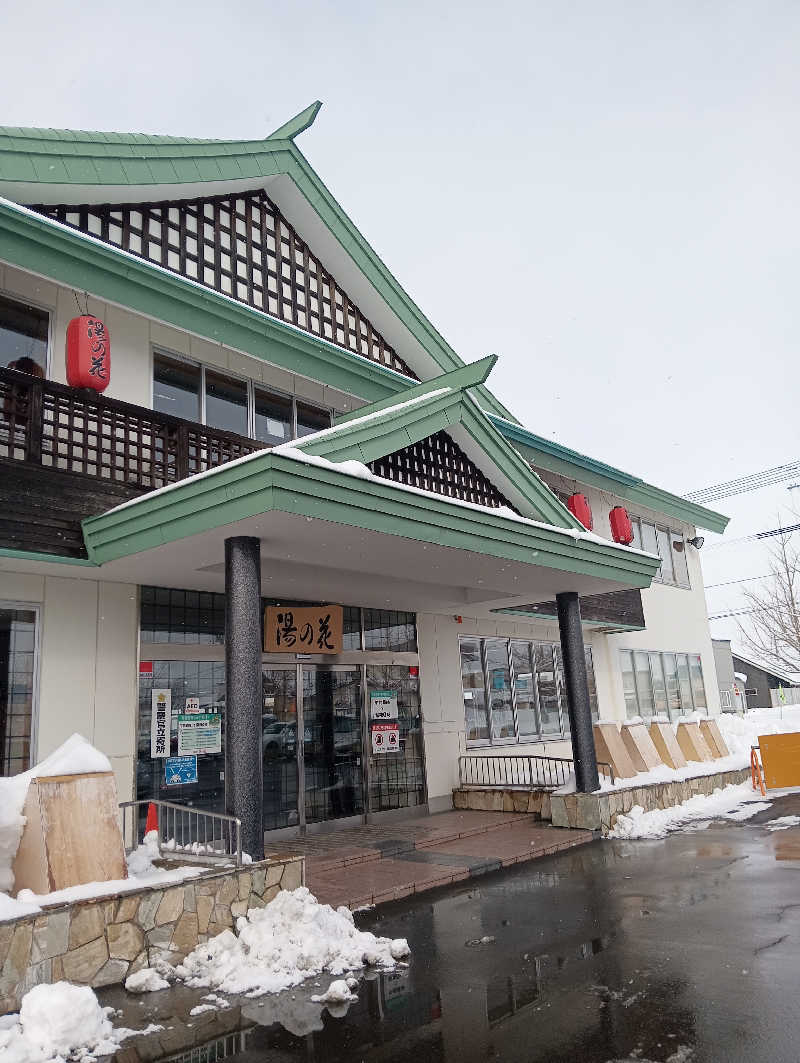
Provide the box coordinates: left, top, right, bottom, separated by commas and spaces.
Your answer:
164, 755, 198, 786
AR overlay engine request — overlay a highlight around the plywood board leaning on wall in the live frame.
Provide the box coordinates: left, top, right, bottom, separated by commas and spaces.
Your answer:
593, 723, 639, 780
700, 718, 729, 758
649, 721, 687, 770
676, 722, 714, 764
11, 772, 127, 896
759, 732, 800, 789
620, 722, 663, 771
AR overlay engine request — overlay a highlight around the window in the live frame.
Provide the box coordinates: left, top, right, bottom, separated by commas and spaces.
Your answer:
0, 293, 48, 378
620, 648, 707, 721
460, 636, 599, 745
628, 516, 690, 589
152, 350, 331, 441
1, 605, 38, 776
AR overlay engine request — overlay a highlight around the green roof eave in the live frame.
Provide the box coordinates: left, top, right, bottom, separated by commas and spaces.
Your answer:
81, 452, 661, 591
489, 415, 730, 535
0, 198, 416, 403
296, 358, 582, 529
0, 108, 513, 421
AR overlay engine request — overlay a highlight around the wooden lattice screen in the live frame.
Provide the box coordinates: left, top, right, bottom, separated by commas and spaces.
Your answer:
369, 430, 514, 510
31, 191, 415, 379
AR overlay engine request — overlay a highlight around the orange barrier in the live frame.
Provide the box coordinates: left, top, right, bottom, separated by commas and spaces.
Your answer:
751, 746, 766, 797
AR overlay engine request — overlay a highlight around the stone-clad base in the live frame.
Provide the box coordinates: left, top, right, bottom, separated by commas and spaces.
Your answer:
0, 855, 303, 1015
550, 768, 751, 834
452, 787, 551, 819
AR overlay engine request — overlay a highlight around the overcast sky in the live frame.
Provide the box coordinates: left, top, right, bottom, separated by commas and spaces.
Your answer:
3, 0, 798, 644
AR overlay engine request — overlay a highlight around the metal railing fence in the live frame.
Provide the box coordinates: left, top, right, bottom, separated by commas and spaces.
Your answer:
458, 754, 614, 790
119, 799, 242, 867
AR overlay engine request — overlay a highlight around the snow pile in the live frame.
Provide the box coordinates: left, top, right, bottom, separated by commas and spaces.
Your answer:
311, 977, 359, 1004
126, 830, 161, 876
0, 734, 112, 896
155, 887, 410, 996
0, 982, 120, 1062
765, 816, 800, 831
608, 782, 770, 840
125, 968, 170, 993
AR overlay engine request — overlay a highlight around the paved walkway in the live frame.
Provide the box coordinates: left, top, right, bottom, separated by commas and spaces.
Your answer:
272, 809, 594, 908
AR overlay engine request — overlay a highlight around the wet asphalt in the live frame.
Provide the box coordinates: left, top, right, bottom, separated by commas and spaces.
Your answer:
106, 792, 800, 1063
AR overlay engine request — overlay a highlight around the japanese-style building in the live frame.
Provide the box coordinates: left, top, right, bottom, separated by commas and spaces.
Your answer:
0, 103, 728, 851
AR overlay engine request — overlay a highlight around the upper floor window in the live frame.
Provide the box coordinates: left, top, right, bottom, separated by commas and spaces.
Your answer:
152, 351, 331, 443
0, 293, 48, 379
630, 517, 690, 588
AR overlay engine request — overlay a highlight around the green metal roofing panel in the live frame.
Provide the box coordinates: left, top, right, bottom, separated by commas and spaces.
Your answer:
490, 414, 729, 535
81, 450, 661, 593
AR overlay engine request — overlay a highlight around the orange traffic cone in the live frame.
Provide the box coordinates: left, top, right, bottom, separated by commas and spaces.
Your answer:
144, 802, 158, 838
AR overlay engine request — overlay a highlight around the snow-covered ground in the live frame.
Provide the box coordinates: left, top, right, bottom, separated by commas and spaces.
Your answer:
607, 782, 771, 839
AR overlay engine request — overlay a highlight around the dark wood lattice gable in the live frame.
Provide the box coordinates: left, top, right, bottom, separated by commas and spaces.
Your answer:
368, 430, 516, 511
30, 190, 416, 379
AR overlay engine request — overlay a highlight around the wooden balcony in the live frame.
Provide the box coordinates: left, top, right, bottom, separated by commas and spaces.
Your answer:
0, 366, 266, 558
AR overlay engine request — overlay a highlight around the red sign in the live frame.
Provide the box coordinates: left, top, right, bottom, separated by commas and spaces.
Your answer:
371, 722, 400, 753
139, 661, 153, 674
66, 315, 111, 391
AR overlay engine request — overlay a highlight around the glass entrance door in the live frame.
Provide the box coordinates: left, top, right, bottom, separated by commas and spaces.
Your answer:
302, 666, 364, 825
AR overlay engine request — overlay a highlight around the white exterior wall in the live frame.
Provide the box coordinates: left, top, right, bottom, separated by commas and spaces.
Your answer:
0, 263, 365, 418
419, 611, 598, 811
0, 571, 138, 802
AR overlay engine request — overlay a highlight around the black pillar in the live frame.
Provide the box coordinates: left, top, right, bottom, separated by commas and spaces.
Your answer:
556, 591, 600, 794
225, 536, 264, 860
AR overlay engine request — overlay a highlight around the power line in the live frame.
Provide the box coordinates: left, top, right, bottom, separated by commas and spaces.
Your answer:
686, 460, 800, 503
705, 574, 770, 589
705, 521, 800, 549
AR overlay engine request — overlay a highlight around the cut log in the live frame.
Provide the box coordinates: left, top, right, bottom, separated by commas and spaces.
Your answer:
11, 772, 127, 896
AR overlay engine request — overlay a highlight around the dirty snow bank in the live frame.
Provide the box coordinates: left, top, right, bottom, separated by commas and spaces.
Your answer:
132, 887, 409, 997
608, 782, 770, 839
0, 982, 121, 1062
0, 734, 111, 896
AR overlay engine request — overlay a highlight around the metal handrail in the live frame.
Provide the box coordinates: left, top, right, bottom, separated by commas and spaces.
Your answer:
458, 753, 615, 790
120, 799, 243, 867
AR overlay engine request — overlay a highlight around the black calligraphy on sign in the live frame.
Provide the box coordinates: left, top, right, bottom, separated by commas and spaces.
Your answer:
265, 605, 343, 654
87, 318, 108, 380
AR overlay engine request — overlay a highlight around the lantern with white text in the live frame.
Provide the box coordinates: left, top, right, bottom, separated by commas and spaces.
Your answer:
66, 316, 110, 391
567, 492, 593, 530
609, 506, 634, 545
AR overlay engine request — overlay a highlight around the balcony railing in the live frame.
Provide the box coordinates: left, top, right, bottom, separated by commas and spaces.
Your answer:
0, 365, 266, 491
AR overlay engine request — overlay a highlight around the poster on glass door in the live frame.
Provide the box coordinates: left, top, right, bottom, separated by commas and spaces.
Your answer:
150, 689, 171, 758
372, 722, 400, 753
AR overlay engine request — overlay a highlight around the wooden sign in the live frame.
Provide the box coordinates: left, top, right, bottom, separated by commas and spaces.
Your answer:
265, 604, 343, 654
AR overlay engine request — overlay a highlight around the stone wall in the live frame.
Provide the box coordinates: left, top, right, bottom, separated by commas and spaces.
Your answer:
452, 787, 552, 819
550, 768, 751, 834
0, 855, 303, 1015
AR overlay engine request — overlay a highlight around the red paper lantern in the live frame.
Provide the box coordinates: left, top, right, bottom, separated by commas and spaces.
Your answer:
66, 316, 110, 391
566, 492, 593, 530
609, 506, 634, 545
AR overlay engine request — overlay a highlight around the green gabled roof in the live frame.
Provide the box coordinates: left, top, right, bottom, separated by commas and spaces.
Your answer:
0, 102, 513, 422
291, 358, 583, 530
491, 415, 729, 535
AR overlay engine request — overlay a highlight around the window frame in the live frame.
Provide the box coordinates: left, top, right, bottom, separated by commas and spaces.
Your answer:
0, 600, 41, 776
628, 516, 691, 590
620, 646, 707, 721
0, 287, 54, 381
460, 635, 598, 747
151, 346, 332, 443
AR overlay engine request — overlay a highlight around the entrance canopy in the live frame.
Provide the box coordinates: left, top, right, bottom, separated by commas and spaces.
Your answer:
82, 359, 660, 615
